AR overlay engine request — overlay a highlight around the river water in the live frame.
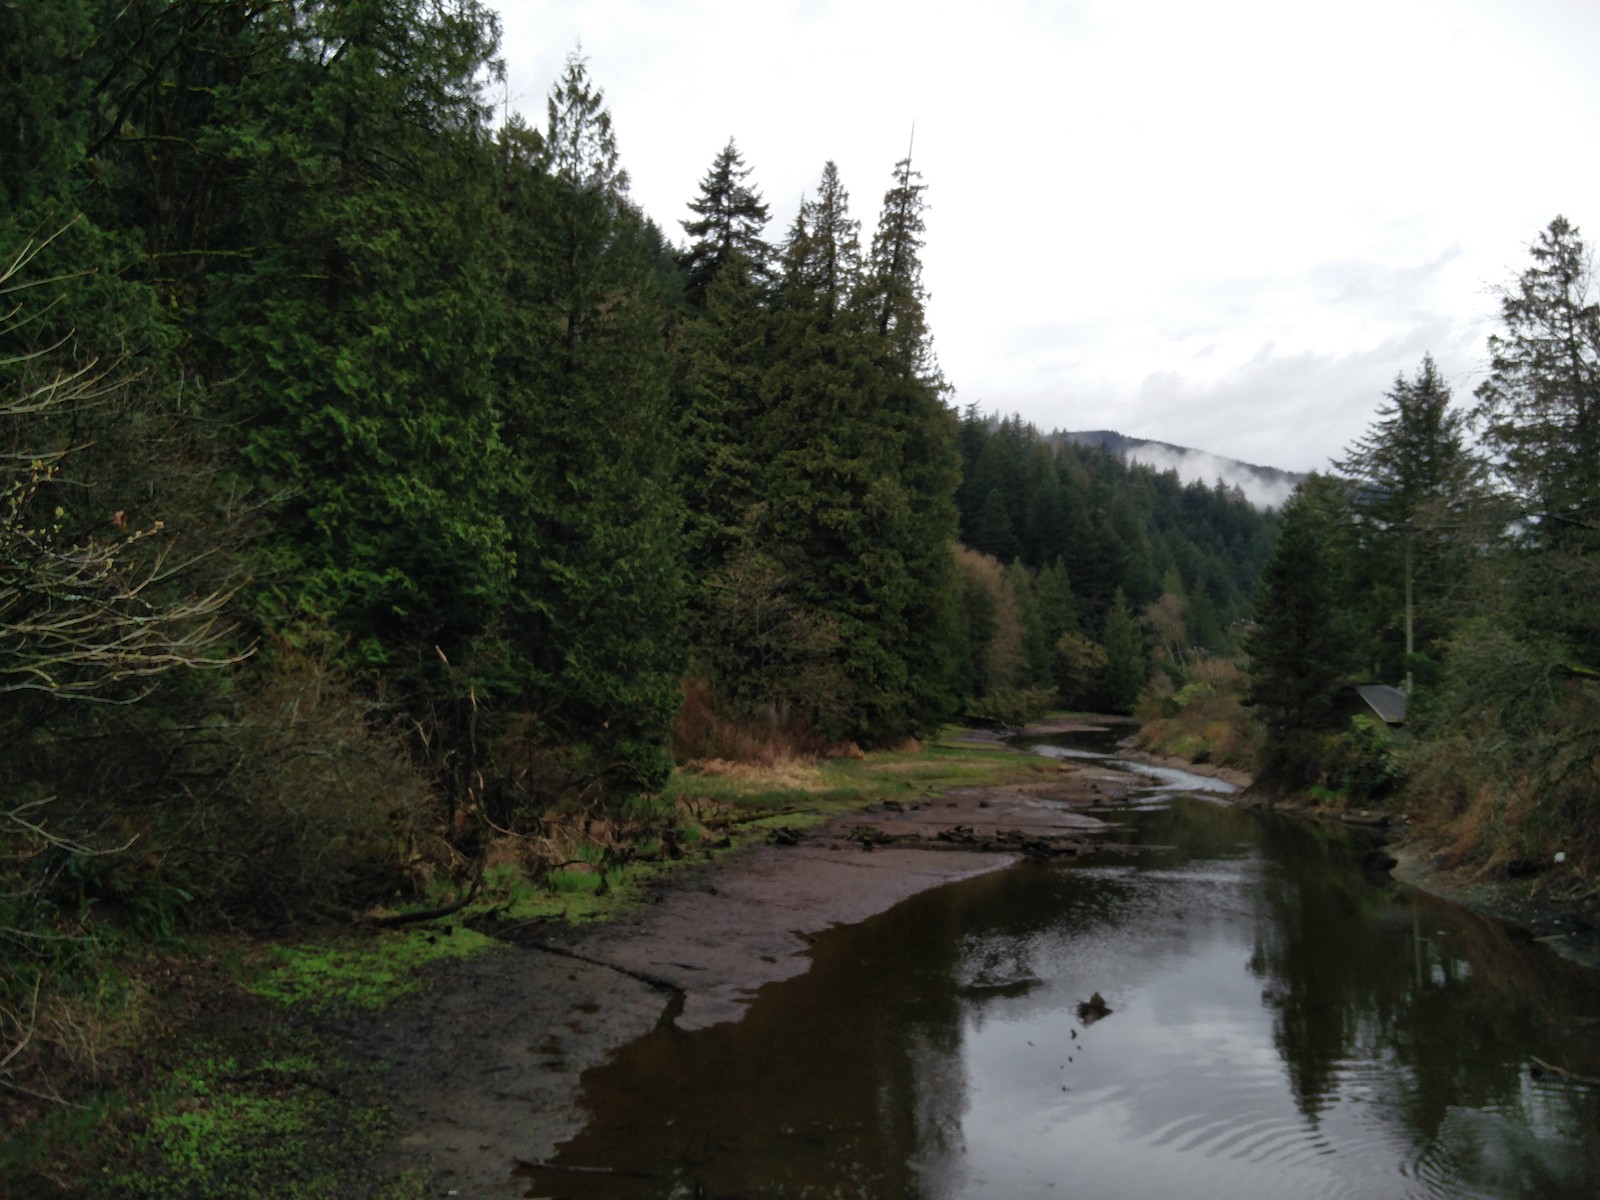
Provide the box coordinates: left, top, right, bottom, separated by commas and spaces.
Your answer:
523, 733, 1600, 1199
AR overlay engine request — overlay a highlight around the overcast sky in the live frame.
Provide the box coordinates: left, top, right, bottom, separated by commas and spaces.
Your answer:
491, 0, 1600, 473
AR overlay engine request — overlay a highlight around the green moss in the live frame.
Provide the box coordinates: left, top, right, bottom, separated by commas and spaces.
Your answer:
1169, 733, 1207, 759
248, 925, 498, 1012
547, 867, 602, 893
108, 1043, 403, 1200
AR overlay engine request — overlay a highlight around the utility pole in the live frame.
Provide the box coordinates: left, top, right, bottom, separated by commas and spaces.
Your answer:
1403, 531, 1414, 695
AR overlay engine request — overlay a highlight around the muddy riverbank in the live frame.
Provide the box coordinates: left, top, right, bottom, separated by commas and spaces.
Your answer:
360, 748, 1158, 1197
360, 725, 1598, 1197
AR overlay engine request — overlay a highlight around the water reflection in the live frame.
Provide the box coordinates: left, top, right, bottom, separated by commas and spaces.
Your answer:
525, 742, 1600, 1200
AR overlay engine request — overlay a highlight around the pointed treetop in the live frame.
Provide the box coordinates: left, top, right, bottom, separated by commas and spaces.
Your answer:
786, 160, 860, 317
867, 149, 936, 377
680, 137, 772, 306
543, 49, 628, 197
1472, 214, 1600, 532
1334, 353, 1476, 528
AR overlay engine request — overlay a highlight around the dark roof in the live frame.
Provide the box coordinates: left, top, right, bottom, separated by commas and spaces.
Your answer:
1356, 684, 1408, 725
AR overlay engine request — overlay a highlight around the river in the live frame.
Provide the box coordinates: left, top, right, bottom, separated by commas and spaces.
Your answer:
520, 731, 1600, 1199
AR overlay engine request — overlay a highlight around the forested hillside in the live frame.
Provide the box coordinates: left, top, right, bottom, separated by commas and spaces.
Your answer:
1, 0, 1278, 971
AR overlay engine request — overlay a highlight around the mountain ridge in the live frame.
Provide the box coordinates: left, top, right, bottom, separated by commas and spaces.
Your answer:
1053, 429, 1306, 510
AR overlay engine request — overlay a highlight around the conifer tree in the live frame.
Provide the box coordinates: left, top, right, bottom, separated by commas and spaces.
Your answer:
1334, 355, 1480, 681
1245, 476, 1353, 789
971, 490, 1021, 562
864, 152, 933, 369
0, 0, 92, 218
1413, 217, 1600, 837
1473, 216, 1600, 551
863, 151, 964, 727
501, 51, 685, 793
758, 162, 914, 741
1033, 558, 1080, 690
680, 138, 772, 308
199, 0, 513, 678
1102, 588, 1145, 713
675, 253, 770, 576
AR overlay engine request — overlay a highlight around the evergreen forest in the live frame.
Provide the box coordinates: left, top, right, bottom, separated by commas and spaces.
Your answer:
2, 2, 1277, 976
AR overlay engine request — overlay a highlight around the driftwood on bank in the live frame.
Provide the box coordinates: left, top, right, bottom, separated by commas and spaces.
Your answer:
366, 860, 484, 927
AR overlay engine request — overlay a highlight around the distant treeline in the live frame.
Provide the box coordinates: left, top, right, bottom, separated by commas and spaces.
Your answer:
1, 0, 1278, 944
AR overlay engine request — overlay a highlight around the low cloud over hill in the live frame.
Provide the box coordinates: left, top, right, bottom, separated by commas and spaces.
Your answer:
1057, 430, 1304, 510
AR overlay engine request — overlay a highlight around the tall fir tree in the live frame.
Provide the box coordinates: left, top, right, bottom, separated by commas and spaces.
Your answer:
674, 252, 771, 576
862, 150, 964, 727
196, 0, 513, 678
1245, 475, 1354, 790
1032, 557, 1080, 691
1102, 588, 1145, 713
499, 51, 685, 794
1334, 355, 1481, 682
1473, 216, 1600, 552
758, 162, 914, 741
679, 138, 772, 308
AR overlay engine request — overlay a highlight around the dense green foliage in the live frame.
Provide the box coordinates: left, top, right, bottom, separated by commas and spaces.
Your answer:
950, 410, 1278, 713
1244, 475, 1357, 789
1245, 217, 1599, 873
22, 1, 1595, 1184
955, 411, 1276, 639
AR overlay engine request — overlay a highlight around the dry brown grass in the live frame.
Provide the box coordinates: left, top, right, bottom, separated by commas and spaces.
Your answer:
1, 962, 157, 1122
669, 677, 826, 765
680, 756, 828, 792
1406, 726, 1600, 878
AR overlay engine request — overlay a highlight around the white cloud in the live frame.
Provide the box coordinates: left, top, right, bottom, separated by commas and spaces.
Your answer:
491, 0, 1600, 472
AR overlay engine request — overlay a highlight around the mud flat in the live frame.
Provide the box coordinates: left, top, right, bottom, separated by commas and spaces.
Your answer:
361, 756, 1155, 1197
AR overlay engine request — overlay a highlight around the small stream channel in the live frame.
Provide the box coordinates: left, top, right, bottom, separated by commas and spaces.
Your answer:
522, 732, 1600, 1199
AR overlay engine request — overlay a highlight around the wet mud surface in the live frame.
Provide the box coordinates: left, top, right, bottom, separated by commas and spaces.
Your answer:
359, 752, 1157, 1197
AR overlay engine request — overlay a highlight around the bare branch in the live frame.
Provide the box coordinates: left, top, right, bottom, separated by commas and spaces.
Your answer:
3, 227, 254, 704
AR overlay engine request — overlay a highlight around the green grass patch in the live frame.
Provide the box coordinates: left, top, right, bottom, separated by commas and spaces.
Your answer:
664, 725, 1056, 815
737, 810, 829, 832
1, 724, 1070, 1199
247, 925, 499, 1012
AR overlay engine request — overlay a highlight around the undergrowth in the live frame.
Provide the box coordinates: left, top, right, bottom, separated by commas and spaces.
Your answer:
1133, 656, 1259, 770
